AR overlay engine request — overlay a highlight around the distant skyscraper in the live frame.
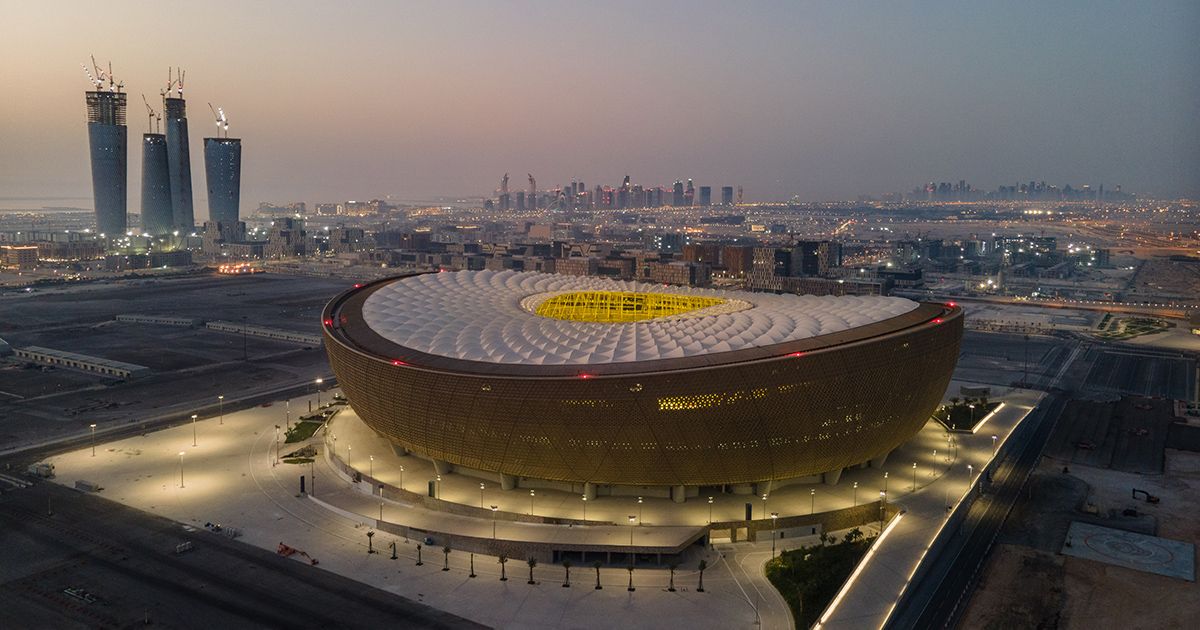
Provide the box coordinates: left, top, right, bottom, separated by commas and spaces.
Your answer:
141, 133, 173, 234
672, 180, 685, 207
85, 90, 127, 235
204, 137, 242, 225
684, 179, 695, 206
163, 96, 194, 230
721, 186, 734, 205
698, 186, 711, 206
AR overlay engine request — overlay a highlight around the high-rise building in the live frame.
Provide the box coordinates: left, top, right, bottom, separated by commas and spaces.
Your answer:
163, 96, 194, 230
140, 133, 173, 234
672, 181, 685, 207
698, 186, 712, 206
204, 137, 242, 226
85, 90, 127, 236
684, 179, 695, 206
721, 186, 734, 205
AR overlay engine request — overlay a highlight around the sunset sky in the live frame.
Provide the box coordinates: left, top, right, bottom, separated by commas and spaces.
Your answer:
1, 0, 1197, 212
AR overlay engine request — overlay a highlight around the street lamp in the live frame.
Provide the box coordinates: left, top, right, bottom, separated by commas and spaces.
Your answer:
761, 493, 768, 517
191, 414, 198, 447
399, 465, 405, 491
89, 423, 97, 457
883, 471, 888, 494
581, 495, 587, 521
770, 512, 778, 558
369, 455, 374, 479
912, 462, 918, 491
637, 496, 643, 525
629, 515, 636, 545
853, 481, 858, 507
967, 464, 974, 487
285, 399, 290, 429
879, 490, 886, 531
178, 451, 186, 488
810, 489, 815, 515
491, 505, 498, 539
218, 395, 224, 425
479, 482, 485, 508
992, 434, 998, 456
315, 377, 324, 407
529, 489, 535, 516
707, 496, 714, 524
435, 474, 441, 499
347, 445, 352, 468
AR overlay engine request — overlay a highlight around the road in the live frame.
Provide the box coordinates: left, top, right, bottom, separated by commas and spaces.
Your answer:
0, 480, 484, 629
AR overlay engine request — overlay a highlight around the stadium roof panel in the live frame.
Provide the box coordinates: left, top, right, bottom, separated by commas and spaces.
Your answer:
358, 270, 920, 366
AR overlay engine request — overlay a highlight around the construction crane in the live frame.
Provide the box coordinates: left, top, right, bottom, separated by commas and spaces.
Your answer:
141, 94, 161, 133
164, 67, 186, 99
82, 56, 123, 92
207, 103, 228, 138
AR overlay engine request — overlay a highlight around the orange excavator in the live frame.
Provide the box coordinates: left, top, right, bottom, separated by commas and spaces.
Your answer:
277, 542, 319, 565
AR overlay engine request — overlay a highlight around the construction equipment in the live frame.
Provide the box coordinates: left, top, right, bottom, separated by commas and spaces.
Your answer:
277, 542, 319, 565
1131, 488, 1160, 504
207, 103, 229, 138
141, 94, 161, 133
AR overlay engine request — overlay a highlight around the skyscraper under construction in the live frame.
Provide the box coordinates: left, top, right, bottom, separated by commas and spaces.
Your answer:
163, 69, 194, 231
84, 60, 127, 236
204, 133, 242, 226
141, 131, 173, 235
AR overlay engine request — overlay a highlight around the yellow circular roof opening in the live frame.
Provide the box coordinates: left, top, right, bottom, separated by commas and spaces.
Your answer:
535, 291, 726, 323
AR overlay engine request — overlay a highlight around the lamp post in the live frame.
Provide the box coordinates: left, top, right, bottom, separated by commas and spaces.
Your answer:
967, 464, 974, 489
883, 471, 888, 495
761, 493, 768, 518
529, 489, 535, 516
637, 496, 643, 525
379, 501, 384, 521
218, 394, 224, 425
89, 423, 97, 457
347, 445, 352, 469
628, 515, 636, 545
369, 455, 374, 479
479, 482, 485, 509
315, 377, 323, 407
491, 505, 498, 539
912, 462, 918, 491
274, 425, 280, 466
581, 495, 587, 521
879, 490, 886, 531
853, 481, 858, 507
285, 399, 290, 429
190, 414, 198, 447
708, 496, 714, 524
810, 489, 815, 515
399, 465, 404, 491
435, 474, 441, 499
992, 434, 998, 456
770, 512, 778, 558
178, 451, 185, 488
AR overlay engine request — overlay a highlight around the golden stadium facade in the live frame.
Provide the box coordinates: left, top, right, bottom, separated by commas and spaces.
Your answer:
322, 270, 963, 490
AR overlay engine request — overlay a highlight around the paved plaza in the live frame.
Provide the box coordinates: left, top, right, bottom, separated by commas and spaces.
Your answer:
45, 382, 1042, 629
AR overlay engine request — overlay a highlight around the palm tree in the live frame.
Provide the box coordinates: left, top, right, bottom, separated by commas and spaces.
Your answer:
562, 559, 572, 588
592, 559, 603, 590
415, 543, 423, 566
667, 560, 679, 592
498, 554, 508, 581
527, 557, 538, 584
697, 559, 707, 592
442, 545, 451, 571
626, 565, 635, 592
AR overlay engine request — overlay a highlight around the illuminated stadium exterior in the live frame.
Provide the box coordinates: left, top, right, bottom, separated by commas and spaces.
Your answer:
322, 270, 963, 495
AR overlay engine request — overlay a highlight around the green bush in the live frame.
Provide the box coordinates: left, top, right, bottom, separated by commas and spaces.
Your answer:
766, 534, 875, 629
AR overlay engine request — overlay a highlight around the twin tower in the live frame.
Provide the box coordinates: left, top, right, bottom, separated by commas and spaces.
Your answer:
85, 66, 241, 237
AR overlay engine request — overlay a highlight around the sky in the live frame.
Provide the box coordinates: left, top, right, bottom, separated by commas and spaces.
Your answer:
1, 0, 1198, 214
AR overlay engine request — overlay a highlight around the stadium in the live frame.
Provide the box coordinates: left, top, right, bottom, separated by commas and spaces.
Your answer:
322, 270, 963, 498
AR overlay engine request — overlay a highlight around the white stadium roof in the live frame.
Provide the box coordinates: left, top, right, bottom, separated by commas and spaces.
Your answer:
361, 270, 919, 366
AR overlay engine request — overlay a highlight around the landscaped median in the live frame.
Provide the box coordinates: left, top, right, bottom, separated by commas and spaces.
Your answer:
766, 528, 874, 629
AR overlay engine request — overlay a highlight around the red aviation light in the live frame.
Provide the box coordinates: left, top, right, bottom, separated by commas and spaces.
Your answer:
946, 301, 957, 308
391, 359, 407, 366
323, 318, 334, 327
787, 351, 805, 357
353, 283, 364, 289
932, 318, 944, 324
578, 373, 593, 379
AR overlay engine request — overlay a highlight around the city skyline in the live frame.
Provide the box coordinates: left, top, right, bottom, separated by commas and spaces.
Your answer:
1, 0, 1198, 214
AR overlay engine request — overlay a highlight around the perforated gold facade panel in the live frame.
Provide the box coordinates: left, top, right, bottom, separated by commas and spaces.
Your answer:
323, 277, 963, 487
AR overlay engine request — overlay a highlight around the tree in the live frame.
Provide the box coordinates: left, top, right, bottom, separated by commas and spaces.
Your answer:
592, 559, 603, 590
818, 531, 831, 546
527, 557, 538, 584
697, 559, 707, 592
498, 554, 508, 581
667, 560, 679, 592
442, 545, 451, 571
843, 527, 864, 544
562, 559, 572, 588
949, 397, 960, 407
